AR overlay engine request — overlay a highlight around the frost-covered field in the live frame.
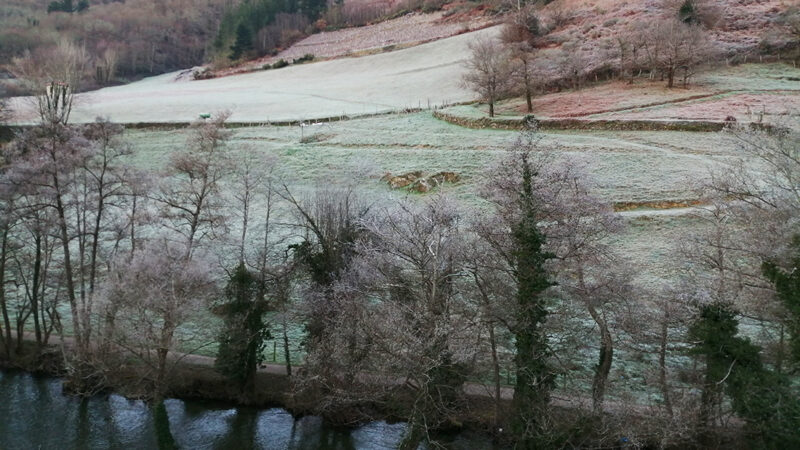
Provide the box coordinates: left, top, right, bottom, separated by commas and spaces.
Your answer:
8, 26, 499, 125
124, 110, 749, 279
127, 111, 741, 201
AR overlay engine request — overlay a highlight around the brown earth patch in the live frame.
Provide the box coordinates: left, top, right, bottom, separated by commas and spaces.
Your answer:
433, 109, 729, 132
613, 199, 705, 212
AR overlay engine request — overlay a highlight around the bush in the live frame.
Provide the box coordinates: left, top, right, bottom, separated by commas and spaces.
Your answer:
293, 53, 315, 64
271, 59, 289, 69
421, 0, 446, 14
669, 0, 721, 28
193, 68, 216, 80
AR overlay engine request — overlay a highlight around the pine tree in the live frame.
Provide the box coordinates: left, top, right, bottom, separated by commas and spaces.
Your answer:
690, 302, 800, 447
229, 23, 254, 61
762, 235, 800, 365
300, 0, 327, 20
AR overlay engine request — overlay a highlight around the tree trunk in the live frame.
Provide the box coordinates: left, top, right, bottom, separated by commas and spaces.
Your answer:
776, 323, 785, 375
525, 88, 533, 113
398, 413, 425, 450
155, 347, 169, 404
56, 190, 84, 356
667, 67, 675, 88
524, 67, 533, 113
489, 101, 495, 118
49, 135, 85, 359
282, 317, 292, 377
697, 359, 721, 444
130, 194, 138, 257
659, 304, 673, 418
589, 307, 613, 414
489, 322, 502, 427
155, 319, 176, 404
0, 227, 13, 358
31, 233, 43, 346
239, 190, 249, 265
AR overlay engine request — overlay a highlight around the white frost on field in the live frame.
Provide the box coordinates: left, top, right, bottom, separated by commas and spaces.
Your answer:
8, 26, 499, 124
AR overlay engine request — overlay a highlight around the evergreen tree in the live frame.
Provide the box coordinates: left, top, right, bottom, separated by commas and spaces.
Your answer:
300, 0, 327, 19
690, 302, 800, 447
762, 235, 800, 366
47, 0, 68, 13
510, 151, 557, 449
215, 263, 270, 396
229, 23, 254, 61
678, 0, 697, 24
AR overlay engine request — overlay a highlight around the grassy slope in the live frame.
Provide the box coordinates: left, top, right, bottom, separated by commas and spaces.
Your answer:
8, 26, 499, 124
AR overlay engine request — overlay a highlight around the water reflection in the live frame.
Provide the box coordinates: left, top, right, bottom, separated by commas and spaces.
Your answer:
0, 371, 412, 449
0, 370, 491, 449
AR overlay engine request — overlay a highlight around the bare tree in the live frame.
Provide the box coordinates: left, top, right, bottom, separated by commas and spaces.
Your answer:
780, 6, 800, 64
156, 112, 232, 259
711, 126, 799, 225
0, 169, 19, 358
13, 40, 88, 125
546, 161, 632, 414
9, 124, 93, 363
94, 48, 119, 85
645, 18, 709, 88
462, 36, 516, 117
1, 116, 136, 390
499, 7, 539, 111
511, 43, 537, 113
231, 148, 277, 266
555, 42, 589, 90
464, 236, 516, 430
303, 195, 477, 449
102, 240, 217, 404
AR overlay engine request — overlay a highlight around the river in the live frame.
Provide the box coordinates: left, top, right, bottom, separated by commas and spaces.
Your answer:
0, 370, 493, 449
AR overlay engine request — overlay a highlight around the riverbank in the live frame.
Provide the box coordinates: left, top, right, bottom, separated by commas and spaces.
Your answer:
2, 330, 757, 448
0, 338, 509, 444
1, 369, 484, 449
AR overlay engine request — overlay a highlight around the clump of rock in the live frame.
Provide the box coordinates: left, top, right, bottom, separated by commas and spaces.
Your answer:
382, 171, 460, 193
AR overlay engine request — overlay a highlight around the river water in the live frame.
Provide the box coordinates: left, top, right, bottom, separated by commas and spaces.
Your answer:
0, 370, 492, 449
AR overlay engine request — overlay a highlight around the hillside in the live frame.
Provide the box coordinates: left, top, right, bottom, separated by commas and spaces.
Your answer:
7, 26, 499, 124
218, 10, 495, 77
4, 0, 796, 125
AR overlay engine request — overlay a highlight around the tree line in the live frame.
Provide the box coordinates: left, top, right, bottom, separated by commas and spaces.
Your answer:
463, 0, 800, 117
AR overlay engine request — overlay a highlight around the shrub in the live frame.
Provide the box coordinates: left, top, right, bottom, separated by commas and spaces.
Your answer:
271, 59, 289, 69
422, 0, 446, 14
293, 53, 315, 64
